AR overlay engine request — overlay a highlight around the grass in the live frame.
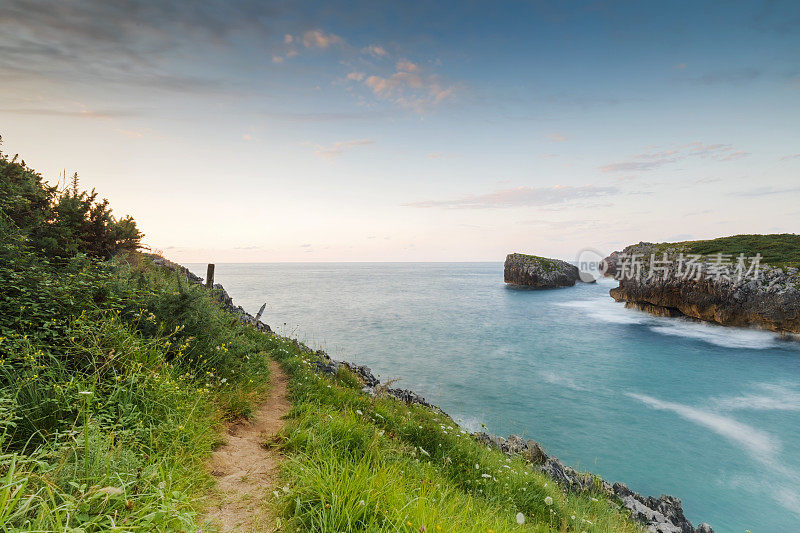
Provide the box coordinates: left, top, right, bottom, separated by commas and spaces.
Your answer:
0, 249, 644, 532
652, 233, 800, 269
0, 250, 275, 532
514, 254, 560, 273
269, 343, 641, 532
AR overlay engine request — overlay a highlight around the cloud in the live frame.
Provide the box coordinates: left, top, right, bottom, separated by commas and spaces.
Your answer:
546, 132, 566, 142
358, 68, 456, 112
312, 138, 374, 159
0, 106, 131, 119
601, 142, 749, 173
674, 63, 687, 69
344, 50, 456, 113
363, 44, 387, 57
781, 153, 800, 160
690, 67, 763, 85
396, 59, 419, 72
117, 128, 144, 138
302, 30, 342, 49
0, 0, 280, 90
729, 186, 800, 197
405, 184, 619, 209
261, 110, 385, 122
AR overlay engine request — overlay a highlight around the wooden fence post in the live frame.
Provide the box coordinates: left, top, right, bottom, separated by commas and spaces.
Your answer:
206, 263, 215, 288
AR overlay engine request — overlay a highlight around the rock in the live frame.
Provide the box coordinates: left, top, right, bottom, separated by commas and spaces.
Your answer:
504, 253, 582, 288
602, 242, 800, 334
476, 435, 713, 533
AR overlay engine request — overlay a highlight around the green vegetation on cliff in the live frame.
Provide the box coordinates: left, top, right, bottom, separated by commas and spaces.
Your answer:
0, 145, 274, 530
270, 345, 639, 532
1, 143, 640, 531
650, 234, 800, 269
516, 254, 559, 273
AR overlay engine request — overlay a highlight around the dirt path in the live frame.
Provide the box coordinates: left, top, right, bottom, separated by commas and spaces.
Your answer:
205, 360, 290, 532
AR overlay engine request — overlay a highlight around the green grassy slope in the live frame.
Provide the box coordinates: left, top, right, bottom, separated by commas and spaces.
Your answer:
0, 144, 641, 532
269, 345, 640, 533
651, 234, 800, 269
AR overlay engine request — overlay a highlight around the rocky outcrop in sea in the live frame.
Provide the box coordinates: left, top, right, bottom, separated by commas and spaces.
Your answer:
504, 253, 583, 288
602, 242, 800, 334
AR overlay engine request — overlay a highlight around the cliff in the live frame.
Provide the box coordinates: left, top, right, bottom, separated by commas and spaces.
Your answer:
165, 257, 714, 533
602, 236, 800, 334
505, 253, 582, 288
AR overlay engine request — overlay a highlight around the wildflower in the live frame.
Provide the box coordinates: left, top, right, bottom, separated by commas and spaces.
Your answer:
356, 409, 363, 415
516, 512, 525, 524
325, 503, 331, 509
78, 391, 92, 395
420, 527, 426, 532
544, 496, 553, 506
357, 500, 365, 506
481, 473, 492, 478
475, 464, 480, 469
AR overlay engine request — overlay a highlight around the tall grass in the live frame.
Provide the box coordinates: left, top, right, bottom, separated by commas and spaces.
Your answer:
0, 251, 275, 531
269, 341, 641, 533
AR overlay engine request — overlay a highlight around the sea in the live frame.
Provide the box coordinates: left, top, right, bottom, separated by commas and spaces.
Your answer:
187, 262, 800, 533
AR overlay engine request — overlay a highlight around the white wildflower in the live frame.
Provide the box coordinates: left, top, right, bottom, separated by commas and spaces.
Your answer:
544, 496, 553, 506
516, 512, 525, 525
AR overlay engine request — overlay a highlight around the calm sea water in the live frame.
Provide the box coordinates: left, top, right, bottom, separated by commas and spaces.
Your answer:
189, 262, 800, 532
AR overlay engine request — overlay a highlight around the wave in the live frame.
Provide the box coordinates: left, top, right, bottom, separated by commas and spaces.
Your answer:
626, 392, 779, 456
538, 370, 587, 391
648, 319, 786, 350
557, 295, 791, 350
712, 382, 800, 412
555, 298, 649, 325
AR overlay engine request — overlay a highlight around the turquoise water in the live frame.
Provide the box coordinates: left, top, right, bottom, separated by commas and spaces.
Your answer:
190, 262, 800, 532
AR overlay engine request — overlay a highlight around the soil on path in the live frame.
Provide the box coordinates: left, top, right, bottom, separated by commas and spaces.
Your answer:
205, 360, 290, 532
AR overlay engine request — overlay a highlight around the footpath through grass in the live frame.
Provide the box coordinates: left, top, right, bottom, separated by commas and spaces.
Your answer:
270, 343, 641, 533
0, 247, 275, 531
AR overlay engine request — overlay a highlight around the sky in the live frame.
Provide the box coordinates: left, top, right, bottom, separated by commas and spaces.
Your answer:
1, 0, 799, 262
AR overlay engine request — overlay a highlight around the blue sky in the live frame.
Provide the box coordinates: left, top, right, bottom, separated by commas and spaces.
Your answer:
1, 0, 798, 261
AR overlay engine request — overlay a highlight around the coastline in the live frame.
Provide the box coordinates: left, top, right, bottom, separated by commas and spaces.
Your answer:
158, 255, 714, 533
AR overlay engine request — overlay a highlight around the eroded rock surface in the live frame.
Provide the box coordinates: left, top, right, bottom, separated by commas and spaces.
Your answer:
504, 253, 581, 288
602, 242, 800, 334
